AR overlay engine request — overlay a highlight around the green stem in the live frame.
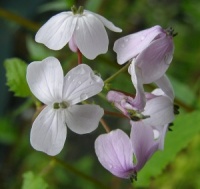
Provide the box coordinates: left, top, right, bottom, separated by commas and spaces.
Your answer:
0, 7, 40, 31
104, 62, 131, 84
53, 157, 110, 189
11, 98, 33, 117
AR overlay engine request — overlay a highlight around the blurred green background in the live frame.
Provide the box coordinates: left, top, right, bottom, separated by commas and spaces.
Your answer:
0, 0, 200, 189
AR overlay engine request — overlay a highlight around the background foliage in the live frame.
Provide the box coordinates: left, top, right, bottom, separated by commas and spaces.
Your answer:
0, 0, 200, 189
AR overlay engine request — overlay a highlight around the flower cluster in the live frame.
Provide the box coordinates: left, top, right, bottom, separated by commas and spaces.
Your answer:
27, 5, 177, 181
95, 26, 177, 180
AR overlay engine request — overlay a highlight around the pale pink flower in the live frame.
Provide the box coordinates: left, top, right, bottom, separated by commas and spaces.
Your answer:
95, 125, 159, 180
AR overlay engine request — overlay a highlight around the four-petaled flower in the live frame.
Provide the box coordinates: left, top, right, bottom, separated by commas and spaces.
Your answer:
35, 6, 122, 59
95, 125, 159, 180
114, 25, 174, 110
27, 57, 104, 156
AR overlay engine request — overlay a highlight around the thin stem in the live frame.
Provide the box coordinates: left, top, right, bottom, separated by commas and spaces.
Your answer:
77, 49, 82, 64
104, 62, 131, 84
53, 157, 109, 189
100, 118, 110, 133
104, 110, 128, 119
39, 159, 55, 177
0, 7, 40, 31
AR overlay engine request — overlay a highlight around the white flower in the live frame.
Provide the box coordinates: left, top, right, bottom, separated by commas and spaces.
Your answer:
35, 6, 122, 59
26, 57, 104, 156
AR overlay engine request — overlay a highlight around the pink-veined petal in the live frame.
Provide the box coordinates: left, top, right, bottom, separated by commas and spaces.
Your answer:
128, 60, 146, 110
130, 121, 159, 171
84, 10, 122, 32
136, 34, 174, 83
30, 106, 67, 156
26, 57, 63, 104
114, 25, 163, 64
95, 129, 135, 178
63, 64, 104, 105
143, 96, 174, 128
155, 74, 174, 101
35, 12, 77, 50
74, 13, 108, 59
65, 104, 104, 134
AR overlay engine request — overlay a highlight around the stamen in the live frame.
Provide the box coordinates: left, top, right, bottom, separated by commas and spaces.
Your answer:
130, 171, 137, 182
71, 5, 77, 14
71, 5, 84, 15
77, 6, 84, 14
53, 102, 69, 109
53, 102, 60, 109
127, 109, 150, 121
165, 27, 178, 37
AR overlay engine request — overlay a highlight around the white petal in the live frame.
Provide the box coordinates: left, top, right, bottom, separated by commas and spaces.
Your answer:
26, 57, 63, 104
30, 106, 67, 156
114, 25, 163, 64
74, 13, 108, 59
63, 64, 104, 105
95, 129, 135, 178
155, 74, 174, 101
84, 10, 122, 32
35, 12, 77, 50
65, 104, 104, 134
128, 60, 146, 111
143, 96, 174, 128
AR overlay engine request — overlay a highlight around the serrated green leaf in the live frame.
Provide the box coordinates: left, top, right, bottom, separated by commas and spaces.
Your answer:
22, 171, 48, 189
135, 111, 200, 187
4, 58, 31, 97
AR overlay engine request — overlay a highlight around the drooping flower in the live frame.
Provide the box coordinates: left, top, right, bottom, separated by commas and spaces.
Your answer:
95, 124, 159, 180
107, 89, 174, 149
26, 57, 104, 156
113, 25, 175, 109
35, 6, 122, 59
113, 25, 174, 65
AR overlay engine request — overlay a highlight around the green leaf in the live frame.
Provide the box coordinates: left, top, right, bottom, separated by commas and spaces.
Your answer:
22, 171, 48, 189
169, 75, 196, 107
4, 58, 31, 97
135, 111, 200, 187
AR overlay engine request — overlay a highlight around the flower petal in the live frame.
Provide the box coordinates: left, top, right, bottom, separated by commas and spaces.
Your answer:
155, 74, 174, 101
157, 124, 169, 150
65, 104, 104, 134
35, 12, 77, 50
30, 106, 67, 156
95, 129, 135, 178
114, 25, 163, 64
136, 35, 174, 83
128, 60, 146, 110
26, 57, 63, 104
63, 64, 104, 105
85, 10, 122, 32
143, 96, 174, 128
74, 13, 108, 59
130, 121, 159, 171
